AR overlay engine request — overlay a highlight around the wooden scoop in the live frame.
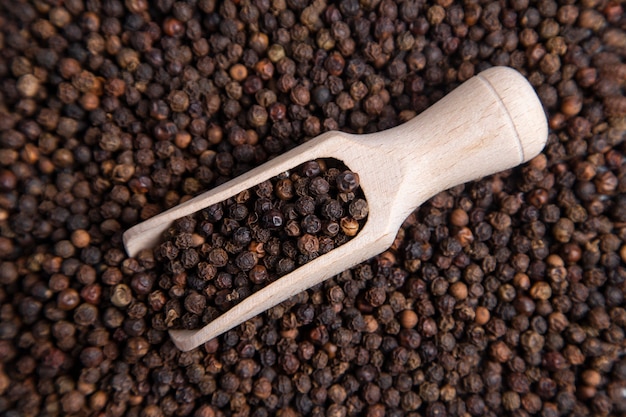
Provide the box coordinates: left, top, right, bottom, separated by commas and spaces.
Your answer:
123, 66, 548, 351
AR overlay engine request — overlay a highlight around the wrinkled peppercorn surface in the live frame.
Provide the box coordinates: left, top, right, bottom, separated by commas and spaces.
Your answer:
156, 159, 367, 329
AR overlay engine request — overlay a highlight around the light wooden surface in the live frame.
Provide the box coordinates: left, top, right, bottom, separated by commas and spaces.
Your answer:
123, 66, 548, 351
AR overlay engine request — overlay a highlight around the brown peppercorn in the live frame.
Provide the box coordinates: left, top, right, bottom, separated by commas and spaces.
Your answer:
561, 95, 583, 117
502, 391, 521, 411
111, 284, 132, 308
450, 208, 469, 227
290, 84, 311, 106
124, 337, 149, 362
229, 64, 248, 82
529, 282, 552, 300
400, 310, 418, 328
253, 377, 272, 399
70, 229, 91, 248
163, 17, 185, 37
248, 105, 268, 128
340, 217, 359, 237
449, 281, 468, 300
58, 288, 80, 310
167, 90, 190, 113
17, 74, 40, 98
588, 307, 610, 330
116, 48, 140, 71
475, 306, 490, 325
249, 265, 269, 284
61, 390, 86, 414
267, 44, 286, 63
490, 340, 513, 363
255, 58, 274, 80
89, 391, 107, 411
249, 32, 269, 53
184, 292, 206, 315
297, 234, 320, 254
81, 284, 102, 305
581, 369, 602, 387
74, 303, 98, 326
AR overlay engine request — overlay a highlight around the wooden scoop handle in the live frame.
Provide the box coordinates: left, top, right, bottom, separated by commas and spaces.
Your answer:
354, 66, 548, 225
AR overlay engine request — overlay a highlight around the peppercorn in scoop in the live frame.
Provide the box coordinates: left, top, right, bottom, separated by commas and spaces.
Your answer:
152, 159, 368, 329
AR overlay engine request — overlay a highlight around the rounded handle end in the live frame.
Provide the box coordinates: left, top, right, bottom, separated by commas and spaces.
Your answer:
478, 66, 548, 163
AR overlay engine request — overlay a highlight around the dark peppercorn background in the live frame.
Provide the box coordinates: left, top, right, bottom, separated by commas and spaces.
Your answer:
0, 0, 625, 416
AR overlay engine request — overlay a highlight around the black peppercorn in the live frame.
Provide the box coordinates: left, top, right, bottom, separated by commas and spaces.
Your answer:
261, 209, 285, 229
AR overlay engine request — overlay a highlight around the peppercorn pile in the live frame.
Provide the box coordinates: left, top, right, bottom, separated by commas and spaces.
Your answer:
1, 0, 626, 416
148, 159, 367, 330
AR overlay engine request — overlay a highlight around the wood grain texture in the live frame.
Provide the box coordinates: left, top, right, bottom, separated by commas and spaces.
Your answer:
122, 67, 548, 351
